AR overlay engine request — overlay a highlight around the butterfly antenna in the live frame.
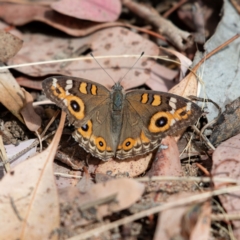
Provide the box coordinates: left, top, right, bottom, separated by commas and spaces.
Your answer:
119, 52, 144, 83
90, 52, 116, 84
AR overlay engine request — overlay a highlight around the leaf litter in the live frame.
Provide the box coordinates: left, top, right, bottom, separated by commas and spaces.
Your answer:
0, 112, 65, 240
0, 0, 240, 239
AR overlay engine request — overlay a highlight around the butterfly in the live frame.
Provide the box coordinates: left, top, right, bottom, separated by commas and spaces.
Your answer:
42, 76, 202, 161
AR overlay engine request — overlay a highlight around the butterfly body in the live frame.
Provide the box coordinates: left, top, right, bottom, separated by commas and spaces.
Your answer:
42, 76, 202, 161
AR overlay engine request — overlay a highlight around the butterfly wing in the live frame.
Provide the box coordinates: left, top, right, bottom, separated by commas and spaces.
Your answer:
116, 90, 202, 159
42, 76, 115, 160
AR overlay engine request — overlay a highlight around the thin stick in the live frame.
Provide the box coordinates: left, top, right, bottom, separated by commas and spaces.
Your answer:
0, 54, 148, 71
54, 175, 240, 183
136, 176, 240, 184
54, 172, 82, 179
163, 0, 188, 18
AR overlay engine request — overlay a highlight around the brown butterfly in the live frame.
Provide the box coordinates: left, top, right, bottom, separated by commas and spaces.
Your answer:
42, 75, 202, 161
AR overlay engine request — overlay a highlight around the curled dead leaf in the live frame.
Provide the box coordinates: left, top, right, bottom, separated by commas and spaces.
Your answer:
0, 70, 24, 123
20, 88, 42, 132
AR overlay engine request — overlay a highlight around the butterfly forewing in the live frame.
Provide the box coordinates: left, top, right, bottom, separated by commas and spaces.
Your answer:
42, 76, 110, 126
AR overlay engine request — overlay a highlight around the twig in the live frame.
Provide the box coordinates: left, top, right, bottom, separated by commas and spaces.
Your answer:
195, 163, 210, 176
163, 0, 188, 18
211, 213, 240, 221
55, 150, 84, 170
0, 131, 55, 166
123, 0, 192, 50
189, 95, 221, 140
191, 125, 216, 150
136, 176, 240, 184
10, 196, 23, 221
192, 2, 206, 44
0, 135, 10, 172
54, 172, 82, 179
191, 34, 240, 71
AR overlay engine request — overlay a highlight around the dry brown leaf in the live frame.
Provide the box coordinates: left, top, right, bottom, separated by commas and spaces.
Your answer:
63, 178, 145, 211
59, 178, 145, 226
1, 0, 55, 4
145, 62, 178, 91
0, 70, 24, 123
0, 30, 23, 62
146, 136, 182, 177
160, 47, 192, 78
212, 133, 240, 237
189, 201, 211, 240
155, 208, 187, 239
0, 3, 124, 37
0, 112, 65, 239
95, 153, 152, 177
9, 27, 160, 90
51, 0, 121, 22
16, 76, 42, 90
77, 168, 94, 193
168, 50, 203, 98
146, 47, 192, 91
0, 20, 23, 39
169, 70, 199, 98
7, 27, 183, 93
20, 88, 42, 131
154, 193, 209, 240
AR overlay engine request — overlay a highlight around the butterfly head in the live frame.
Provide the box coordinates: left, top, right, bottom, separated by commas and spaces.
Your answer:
112, 82, 124, 91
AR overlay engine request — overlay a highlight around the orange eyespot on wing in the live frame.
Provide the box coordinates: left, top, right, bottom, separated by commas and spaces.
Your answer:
148, 112, 172, 133
65, 95, 85, 120
94, 137, 112, 152
77, 120, 93, 138
49, 82, 85, 120
118, 137, 138, 151
148, 106, 193, 133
